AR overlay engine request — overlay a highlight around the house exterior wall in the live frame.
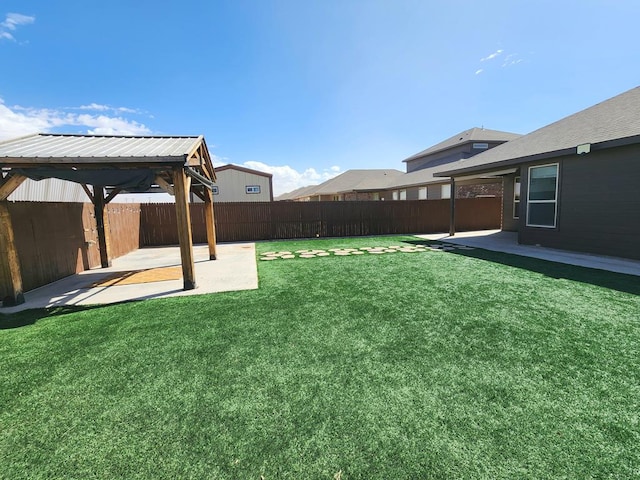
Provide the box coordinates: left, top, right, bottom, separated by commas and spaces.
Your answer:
501, 173, 519, 231
213, 169, 272, 202
405, 141, 506, 173
518, 144, 640, 260
8, 178, 89, 202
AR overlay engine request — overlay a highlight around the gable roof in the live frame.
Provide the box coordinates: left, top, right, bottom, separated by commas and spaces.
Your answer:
215, 164, 272, 178
310, 169, 404, 195
0, 133, 206, 163
275, 184, 318, 201
402, 127, 521, 163
437, 86, 640, 177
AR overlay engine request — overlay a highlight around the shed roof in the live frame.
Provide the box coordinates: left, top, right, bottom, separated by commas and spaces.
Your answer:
436, 86, 640, 177
0, 133, 205, 164
402, 127, 521, 163
215, 164, 273, 178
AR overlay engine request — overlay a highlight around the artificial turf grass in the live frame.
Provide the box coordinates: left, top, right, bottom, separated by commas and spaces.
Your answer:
1, 236, 639, 479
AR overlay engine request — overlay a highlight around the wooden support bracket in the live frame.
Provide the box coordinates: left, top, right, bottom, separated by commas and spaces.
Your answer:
0, 173, 27, 201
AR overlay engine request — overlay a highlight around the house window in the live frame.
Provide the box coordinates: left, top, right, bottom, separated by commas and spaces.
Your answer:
246, 185, 261, 194
441, 184, 451, 199
372, 192, 380, 201
399, 189, 407, 200
526, 164, 559, 228
418, 187, 427, 200
473, 142, 489, 150
513, 176, 520, 218
212, 186, 219, 195
392, 191, 399, 200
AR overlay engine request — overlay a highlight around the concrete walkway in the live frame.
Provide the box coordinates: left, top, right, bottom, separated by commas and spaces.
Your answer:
1, 243, 258, 313
416, 230, 640, 277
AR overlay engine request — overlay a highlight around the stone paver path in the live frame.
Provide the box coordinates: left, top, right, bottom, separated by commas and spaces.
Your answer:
259, 243, 475, 261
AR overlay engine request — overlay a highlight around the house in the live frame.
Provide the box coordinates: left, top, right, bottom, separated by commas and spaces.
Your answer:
436, 85, 640, 260
276, 169, 404, 201
403, 127, 521, 173
206, 164, 273, 202
277, 128, 519, 202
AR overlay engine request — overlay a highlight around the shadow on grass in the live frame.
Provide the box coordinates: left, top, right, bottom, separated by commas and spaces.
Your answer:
404, 240, 640, 296
0, 304, 105, 330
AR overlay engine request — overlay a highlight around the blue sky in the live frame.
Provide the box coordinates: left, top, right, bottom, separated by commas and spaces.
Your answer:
1, 1, 639, 195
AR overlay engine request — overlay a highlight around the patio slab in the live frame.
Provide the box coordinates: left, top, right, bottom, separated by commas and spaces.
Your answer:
416, 230, 640, 277
1, 242, 258, 313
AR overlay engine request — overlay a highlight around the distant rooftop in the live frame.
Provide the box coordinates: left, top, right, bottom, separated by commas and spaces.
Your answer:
402, 127, 521, 163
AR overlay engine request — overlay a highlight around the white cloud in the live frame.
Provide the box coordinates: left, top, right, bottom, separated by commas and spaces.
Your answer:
475, 69, 483, 75
0, 12, 35, 41
480, 49, 503, 62
502, 54, 523, 67
228, 160, 342, 196
0, 98, 151, 140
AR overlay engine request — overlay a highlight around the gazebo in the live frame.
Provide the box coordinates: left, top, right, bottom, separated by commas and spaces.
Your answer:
0, 133, 217, 306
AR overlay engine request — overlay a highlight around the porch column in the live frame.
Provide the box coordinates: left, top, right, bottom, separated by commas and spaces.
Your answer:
173, 167, 197, 290
203, 188, 218, 260
449, 177, 456, 236
92, 185, 112, 268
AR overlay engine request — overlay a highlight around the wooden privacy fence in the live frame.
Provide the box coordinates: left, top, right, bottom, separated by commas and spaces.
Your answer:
140, 198, 502, 245
1, 202, 141, 297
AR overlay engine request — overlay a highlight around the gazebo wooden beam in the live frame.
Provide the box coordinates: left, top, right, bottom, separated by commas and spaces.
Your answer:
449, 178, 456, 237
173, 166, 196, 290
0, 173, 26, 201
0, 174, 27, 306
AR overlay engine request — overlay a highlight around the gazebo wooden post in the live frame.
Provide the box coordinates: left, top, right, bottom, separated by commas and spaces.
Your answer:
203, 188, 217, 260
92, 185, 112, 268
173, 166, 197, 290
0, 173, 27, 306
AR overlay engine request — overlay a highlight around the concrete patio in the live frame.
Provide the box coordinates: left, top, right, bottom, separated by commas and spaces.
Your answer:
416, 229, 640, 277
1, 242, 258, 314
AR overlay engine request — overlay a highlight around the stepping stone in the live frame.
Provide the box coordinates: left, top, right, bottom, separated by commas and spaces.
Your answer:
317, 252, 330, 257
334, 252, 351, 256
300, 254, 316, 258
384, 249, 397, 253
351, 251, 365, 255
260, 257, 278, 261
281, 254, 295, 259
310, 250, 327, 254
369, 251, 386, 254
359, 247, 373, 250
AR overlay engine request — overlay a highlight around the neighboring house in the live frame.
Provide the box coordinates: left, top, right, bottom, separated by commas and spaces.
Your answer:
436, 85, 640, 260
403, 127, 521, 173
278, 127, 519, 202
277, 169, 404, 201
204, 164, 273, 202
8, 177, 89, 202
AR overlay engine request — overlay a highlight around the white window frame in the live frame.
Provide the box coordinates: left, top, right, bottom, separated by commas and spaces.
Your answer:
418, 187, 427, 200
246, 185, 261, 194
526, 163, 559, 228
441, 184, 451, 199
473, 142, 489, 150
399, 189, 407, 200
392, 190, 399, 201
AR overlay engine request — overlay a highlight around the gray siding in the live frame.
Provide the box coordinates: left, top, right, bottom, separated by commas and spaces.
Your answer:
501, 173, 519, 231
405, 141, 506, 173
518, 144, 640, 260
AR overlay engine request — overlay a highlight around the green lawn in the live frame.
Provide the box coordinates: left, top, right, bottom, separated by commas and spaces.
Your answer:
1, 236, 639, 479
